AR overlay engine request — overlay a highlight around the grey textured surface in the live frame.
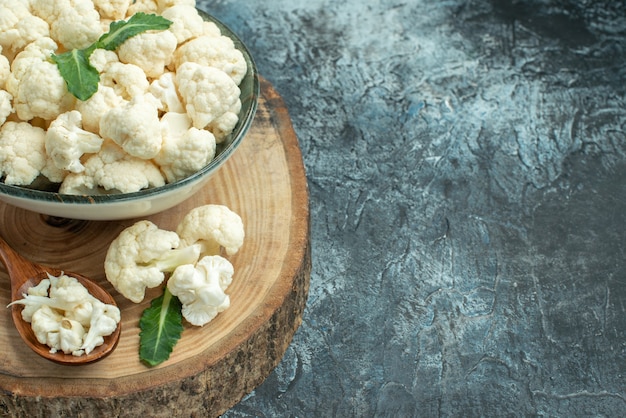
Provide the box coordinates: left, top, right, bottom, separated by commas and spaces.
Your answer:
197, 0, 626, 416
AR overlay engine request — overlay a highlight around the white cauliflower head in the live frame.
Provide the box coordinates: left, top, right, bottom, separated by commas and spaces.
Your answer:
75, 84, 126, 134
167, 255, 233, 326
45, 110, 104, 173
149, 71, 185, 113
93, 0, 133, 20
160, 5, 205, 45
155, 112, 216, 183
104, 220, 201, 303
0, 121, 47, 185
99, 94, 163, 159
0, 48, 9, 89
173, 35, 248, 85
117, 29, 178, 78
5, 38, 76, 121
176, 204, 245, 257
32, 0, 103, 50
100, 61, 150, 101
0, 89, 12, 126
59, 140, 165, 194
175, 62, 241, 130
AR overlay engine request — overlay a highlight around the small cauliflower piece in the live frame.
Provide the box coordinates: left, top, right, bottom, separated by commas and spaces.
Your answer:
161, 5, 205, 45
173, 35, 248, 85
37, 0, 103, 50
59, 140, 165, 194
45, 111, 104, 173
155, 112, 216, 183
6, 38, 76, 121
156, 0, 195, 12
0, 48, 9, 89
75, 84, 126, 134
117, 29, 178, 78
0, 13, 50, 62
0, 89, 12, 126
126, 0, 158, 15
100, 61, 150, 100
104, 220, 202, 303
167, 255, 233, 326
81, 299, 121, 354
99, 94, 163, 159
176, 62, 241, 130
176, 204, 245, 257
93, 0, 133, 20
149, 72, 184, 113
10, 273, 121, 356
0, 121, 46, 185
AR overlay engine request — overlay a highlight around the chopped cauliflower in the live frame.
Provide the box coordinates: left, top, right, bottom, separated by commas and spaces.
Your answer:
45, 110, 104, 173
149, 71, 185, 113
5, 37, 76, 121
155, 112, 216, 182
176, 204, 245, 257
9, 273, 121, 356
0, 121, 47, 185
161, 5, 205, 45
93, 0, 133, 20
104, 220, 201, 303
173, 34, 247, 85
32, 0, 103, 50
117, 29, 178, 78
167, 255, 233, 326
100, 61, 150, 100
59, 140, 165, 194
175, 62, 241, 131
99, 94, 163, 159
75, 84, 126, 134
0, 90, 12, 126
0, 48, 9, 88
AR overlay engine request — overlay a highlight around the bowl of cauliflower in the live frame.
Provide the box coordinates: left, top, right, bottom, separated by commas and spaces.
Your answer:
0, 1, 258, 220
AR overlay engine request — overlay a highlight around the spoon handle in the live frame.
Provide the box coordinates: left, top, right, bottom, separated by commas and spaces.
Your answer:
0, 235, 49, 300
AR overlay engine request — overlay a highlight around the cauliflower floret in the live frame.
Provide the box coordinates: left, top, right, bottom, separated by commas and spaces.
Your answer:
0, 11, 50, 62
6, 37, 75, 121
175, 62, 241, 131
81, 299, 121, 354
161, 5, 205, 45
0, 48, 9, 89
155, 112, 216, 183
0, 89, 13, 126
100, 61, 150, 100
156, 0, 195, 12
149, 71, 184, 113
0, 121, 46, 185
59, 140, 165, 194
176, 204, 245, 257
173, 35, 248, 85
207, 99, 241, 143
11, 273, 121, 356
127, 0, 158, 16
93, 0, 133, 20
104, 220, 202, 303
45, 110, 104, 173
75, 84, 126, 134
31, 0, 103, 50
99, 94, 163, 159
167, 255, 233, 326
117, 29, 178, 79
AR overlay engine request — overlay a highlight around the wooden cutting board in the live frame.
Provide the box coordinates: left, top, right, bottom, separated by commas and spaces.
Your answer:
0, 77, 310, 417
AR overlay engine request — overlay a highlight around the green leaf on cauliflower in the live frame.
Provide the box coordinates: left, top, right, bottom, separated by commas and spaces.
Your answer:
139, 287, 184, 367
98, 12, 173, 51
52, 13, 172, 101
51, 48, 100, 101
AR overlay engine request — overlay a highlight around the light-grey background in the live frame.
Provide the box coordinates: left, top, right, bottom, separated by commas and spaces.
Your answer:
198, 0, 626, 416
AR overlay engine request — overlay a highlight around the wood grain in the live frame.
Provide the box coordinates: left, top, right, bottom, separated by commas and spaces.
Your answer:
0, 78, 310, 417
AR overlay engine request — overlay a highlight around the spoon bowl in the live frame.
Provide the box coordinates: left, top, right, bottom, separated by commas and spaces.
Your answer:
0, 236, 121, 365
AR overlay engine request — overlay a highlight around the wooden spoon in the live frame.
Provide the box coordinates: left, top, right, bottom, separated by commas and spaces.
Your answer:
0, 235, 121, 365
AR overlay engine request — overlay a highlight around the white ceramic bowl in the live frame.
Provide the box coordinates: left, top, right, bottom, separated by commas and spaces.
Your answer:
0, 12, 259, 221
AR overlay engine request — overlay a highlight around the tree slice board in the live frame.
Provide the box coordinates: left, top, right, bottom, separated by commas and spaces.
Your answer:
0, 77, 310, 417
